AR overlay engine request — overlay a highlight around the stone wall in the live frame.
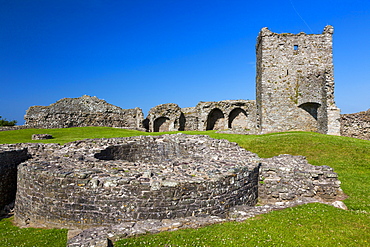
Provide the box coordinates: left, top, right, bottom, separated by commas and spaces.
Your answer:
258, 155, 345, 204
13, 135, 260, 229
181, 107, 199, 131
146, 103, 184, 132
341, 109, 370, 140
0, 146, 29, 215
146, 100, 257, 132
24, 95, 145, 130
256, 26, 341, 135
195, 100, 257, 131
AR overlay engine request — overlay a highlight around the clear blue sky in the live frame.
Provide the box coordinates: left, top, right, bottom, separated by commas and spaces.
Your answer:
1, 0, 369, 125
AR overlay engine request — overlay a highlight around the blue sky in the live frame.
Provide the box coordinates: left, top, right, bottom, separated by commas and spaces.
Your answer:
1, 0, 369, 124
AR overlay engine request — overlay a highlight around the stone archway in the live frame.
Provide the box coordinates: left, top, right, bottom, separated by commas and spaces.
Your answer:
298, 102, 321, 120
154, 117, 171, 132
228, 108, 248, 129
298, 102, 321, 132
206, 108, 225, 130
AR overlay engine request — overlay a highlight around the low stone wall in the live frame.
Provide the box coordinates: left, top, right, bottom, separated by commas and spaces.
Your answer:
14, 135, 260, 229
258, 155, 345, 204
24, 95, 144, 129
67, 197, 345, 247
0, 126, 29, 131
340, 109, 370, 140
0, 146, 29, 215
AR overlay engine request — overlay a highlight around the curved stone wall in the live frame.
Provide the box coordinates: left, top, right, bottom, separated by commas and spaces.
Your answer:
14, 135, 260, 229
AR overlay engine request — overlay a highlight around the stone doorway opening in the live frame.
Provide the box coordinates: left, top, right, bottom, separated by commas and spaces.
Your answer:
154, 117, 170, 132
206, 108, 225, 130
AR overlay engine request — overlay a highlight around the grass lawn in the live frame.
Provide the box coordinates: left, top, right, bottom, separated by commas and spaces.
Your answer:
0, 127, 369, 246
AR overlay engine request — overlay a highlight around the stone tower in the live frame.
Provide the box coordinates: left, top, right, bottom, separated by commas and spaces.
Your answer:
256, 25, 341, 135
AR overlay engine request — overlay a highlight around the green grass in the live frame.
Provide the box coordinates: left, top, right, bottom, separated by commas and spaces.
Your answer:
0, 217, 67, 247
0, 127, 151, 145
116, 203, 370, 247
0, 127, 369, 246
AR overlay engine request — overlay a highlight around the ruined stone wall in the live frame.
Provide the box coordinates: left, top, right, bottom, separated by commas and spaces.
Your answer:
0, 126, 29, 131
182, 107, 199, 131
24, 95, 145, 130
0, 135, 346, 231
256, 26, 340, 135
258, 155, 345, 204
0, 147, 29, 215
145, 100, 257, 132
340, 109, 370, 140
195, 100, 257, 131
146, 103, 184, 132
14, 135, 260, 229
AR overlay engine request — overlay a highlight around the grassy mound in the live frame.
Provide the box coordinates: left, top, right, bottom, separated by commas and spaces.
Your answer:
0, 127, 369, 246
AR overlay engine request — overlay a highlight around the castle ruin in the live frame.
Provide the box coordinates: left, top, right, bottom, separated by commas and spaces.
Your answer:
256, 25, 340, 135
0, 26, 358, 246
23, 26, 342, 136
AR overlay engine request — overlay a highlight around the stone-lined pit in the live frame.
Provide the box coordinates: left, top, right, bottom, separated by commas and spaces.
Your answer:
14, 134, 260, 229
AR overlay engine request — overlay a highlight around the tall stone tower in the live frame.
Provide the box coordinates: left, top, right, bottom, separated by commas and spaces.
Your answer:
256, 25, 341, 135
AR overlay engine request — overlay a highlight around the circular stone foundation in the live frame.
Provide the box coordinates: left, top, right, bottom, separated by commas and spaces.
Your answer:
14, 134, 260, 229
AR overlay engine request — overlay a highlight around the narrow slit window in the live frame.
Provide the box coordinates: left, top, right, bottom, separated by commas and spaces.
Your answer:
294, 45, 299, 50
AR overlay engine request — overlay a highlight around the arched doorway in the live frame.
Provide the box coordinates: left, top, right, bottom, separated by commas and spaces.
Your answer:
206, 108, 225, 130
154, 117, 171, 132
298, 102, 321, 120
228, 108, 248, 129
298, 102, 321, 132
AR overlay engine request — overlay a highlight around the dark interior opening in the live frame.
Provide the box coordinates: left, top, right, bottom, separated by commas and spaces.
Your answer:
298, 102, 321, 120
206, 108, 225, 130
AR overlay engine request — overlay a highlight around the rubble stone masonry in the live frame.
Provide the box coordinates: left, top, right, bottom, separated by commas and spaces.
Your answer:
341, 109, 370, 140
256, 25, 341, 135
0, 135, 345, 230
24, 95, 144, 130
